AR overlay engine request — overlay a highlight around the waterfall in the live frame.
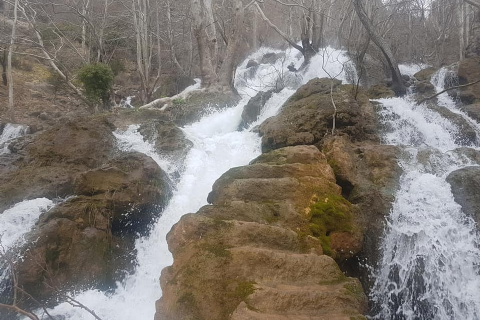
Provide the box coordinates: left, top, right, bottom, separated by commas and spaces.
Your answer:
0, 124, 29, 155
43, 46, 354, 320
0, 198, 55, 252
370, 68, 480, 319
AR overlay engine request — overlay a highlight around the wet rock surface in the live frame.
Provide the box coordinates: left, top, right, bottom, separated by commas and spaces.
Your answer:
138, 120, 193, 163
157, 146, 367, 320
258, 78, 377, 152
0, 114, 174, 309
457, 57, 480, 104
447, 166, 480, 226
239, 90, 274, 129
11, 152, 171, 304
0, 117, 117, 213
367, 84, 395, 99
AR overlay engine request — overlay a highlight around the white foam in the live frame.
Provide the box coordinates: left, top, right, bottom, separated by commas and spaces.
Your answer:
0, 198, 54, 250
371, 67, 480, 319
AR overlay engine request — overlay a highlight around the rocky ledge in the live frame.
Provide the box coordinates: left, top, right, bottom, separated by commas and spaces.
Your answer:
156, 78, 402, 319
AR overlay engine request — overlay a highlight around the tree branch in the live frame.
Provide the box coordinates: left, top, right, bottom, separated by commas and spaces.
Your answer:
464, 0, 480, 9
253, 2, 304, 54
417, 79, 480, 105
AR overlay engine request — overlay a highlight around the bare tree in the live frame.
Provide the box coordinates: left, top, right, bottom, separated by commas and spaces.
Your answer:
353, 0, 406, 96
190, 0, 246, 91
6, 0, 18, 119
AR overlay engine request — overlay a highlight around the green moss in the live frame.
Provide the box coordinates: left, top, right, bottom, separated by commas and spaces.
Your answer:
234, 281, 256, 301
328, 159, 341, 175
308, 194, 353, 256
344, 282, 365, 300
173, 98, 186, 105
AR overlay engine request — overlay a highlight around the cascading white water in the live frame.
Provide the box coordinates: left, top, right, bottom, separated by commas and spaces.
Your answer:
371, 69, 480, 319
0, 124, 29, 155
0, 198, 54, 251
43, 46, 354, 320
0, 198, 55, 295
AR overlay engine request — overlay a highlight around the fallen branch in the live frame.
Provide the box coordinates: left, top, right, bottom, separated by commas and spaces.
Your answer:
416, 79, 480, 105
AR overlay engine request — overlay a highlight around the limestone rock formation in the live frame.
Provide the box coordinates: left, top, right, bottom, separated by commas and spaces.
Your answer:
457, 57, 480, 104
367, 84, 395, 99
414, 68, 438, 82
447, 166, 480, 227
155, 79, 401, 320
138, 120, 193, 163
156, 146, 367, 320
0, 117, 117, 212
14, 152, 171, 303
258, 78, 377, 152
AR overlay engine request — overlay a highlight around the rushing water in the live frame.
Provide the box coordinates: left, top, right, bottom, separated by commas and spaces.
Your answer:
41, 47, 354, 320
0, 124, 29, 155
371, 68, 480, 319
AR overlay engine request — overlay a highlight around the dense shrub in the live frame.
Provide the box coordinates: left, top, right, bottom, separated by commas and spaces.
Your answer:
78, 63, 114, 107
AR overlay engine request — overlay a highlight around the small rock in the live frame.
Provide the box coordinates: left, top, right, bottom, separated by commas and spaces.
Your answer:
39, 112, 49, 120
260, 52, 285, 65
246, 59, 259, 68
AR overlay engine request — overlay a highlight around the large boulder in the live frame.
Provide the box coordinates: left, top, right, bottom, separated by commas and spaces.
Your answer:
446, 166, 480, 226
457, 57, 480, 104
239, 90, 274, 130
413, 67, 438, 82
138, 120, 193, 164
322, 136, 402, 282
367, 84, 395, 99
156, 146, 367, 320
14, 152, 172, 303
258, 78, 377, 152
0, 117, 117, 212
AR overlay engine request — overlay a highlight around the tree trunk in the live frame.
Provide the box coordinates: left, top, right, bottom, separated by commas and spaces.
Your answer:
218, 0, 245, 90
7, 0, 18, 118
191, 0, 217, 87
353, 0, 406, 96
1, 50, 7, 86
252, 8, 258, 51
460, 1, 466, 61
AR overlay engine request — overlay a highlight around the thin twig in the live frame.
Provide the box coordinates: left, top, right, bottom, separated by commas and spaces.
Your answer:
417, 79, 480, 105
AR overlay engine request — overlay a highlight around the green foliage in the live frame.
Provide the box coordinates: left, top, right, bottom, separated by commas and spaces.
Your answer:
172, 98, 186, 105
78, 63, 114, 105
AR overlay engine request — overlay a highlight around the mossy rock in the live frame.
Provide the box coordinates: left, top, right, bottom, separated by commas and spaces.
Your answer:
413, 67, 438, 82
307, 194, 355, 257
367, 84, 395, 99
